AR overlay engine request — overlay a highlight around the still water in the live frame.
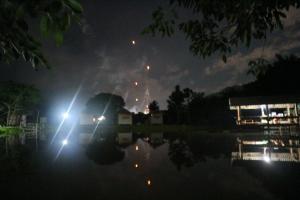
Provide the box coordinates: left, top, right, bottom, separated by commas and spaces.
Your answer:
3, 132, 300, 200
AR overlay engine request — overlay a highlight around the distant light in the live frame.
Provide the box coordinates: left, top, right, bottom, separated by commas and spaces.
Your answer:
263, 156, 270, 163
146, 179, 151, 186
134, 164, 139, 168
62, 112, 69, 119
131, 40, 136, 45
135, 145, 139, 151
93, 118, 96, 122
134, 81, 138, 86
146, 65, 150, 70
135, 98, 139, 102
98, 115, 106, 121
62, 139, 68, 146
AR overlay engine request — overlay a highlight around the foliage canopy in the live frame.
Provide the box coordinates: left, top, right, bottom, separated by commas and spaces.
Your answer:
0, 0, 83, 69
144, 0, 300, 61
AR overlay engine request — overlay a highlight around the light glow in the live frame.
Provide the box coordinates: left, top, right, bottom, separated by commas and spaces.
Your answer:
135, 145, 139, 151
98, 115, 106, 121
147, 179, 151, 186
131, 40, 136, 45
263, 156, 271, 163
146, 65, 150, 70
62, 112, 69, 119
62, 139, 68, 146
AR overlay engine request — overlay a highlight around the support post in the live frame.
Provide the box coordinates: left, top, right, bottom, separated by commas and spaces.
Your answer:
35, 111, 40, 152
237, 106, 241, 125
238, 139, 243, 159
295, 103, 299, 126
289, 139, 293, 159
287, 105, 291, 124
266, 104, 270, 131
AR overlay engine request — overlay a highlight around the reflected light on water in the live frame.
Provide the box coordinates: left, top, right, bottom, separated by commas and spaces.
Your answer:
263, 156, 271, 163
146, 179, 151, 186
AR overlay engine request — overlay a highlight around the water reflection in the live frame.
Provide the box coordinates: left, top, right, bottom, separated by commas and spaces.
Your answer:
86, 134, 125, 165
83, 132, 300, 167
79, 132, 300, 199
3, 131, 300, 200
232, 135, 300, 163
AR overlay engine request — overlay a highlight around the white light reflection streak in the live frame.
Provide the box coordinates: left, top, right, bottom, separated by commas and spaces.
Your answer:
50, 84, 82, 145
54, 122, 77, 161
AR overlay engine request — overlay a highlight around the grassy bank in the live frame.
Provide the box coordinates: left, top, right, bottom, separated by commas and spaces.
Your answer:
0, 127, 22, 137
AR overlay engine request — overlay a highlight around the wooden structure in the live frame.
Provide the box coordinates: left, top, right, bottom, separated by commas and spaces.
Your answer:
229, 96, 300, 126
117, 132, 133, 145
150, 111, 163, 125
118, 109, 132, 125
232, 136, 300, 163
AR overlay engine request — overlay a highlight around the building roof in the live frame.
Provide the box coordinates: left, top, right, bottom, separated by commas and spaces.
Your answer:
229, 96, 300, 106
118, 108, 131, 114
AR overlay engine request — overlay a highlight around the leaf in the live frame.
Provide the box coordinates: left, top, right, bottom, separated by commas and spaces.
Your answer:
62, 13, 71, 31
54, 31, 63, 46
40, 15, 49, 37
65, 0, 83, 14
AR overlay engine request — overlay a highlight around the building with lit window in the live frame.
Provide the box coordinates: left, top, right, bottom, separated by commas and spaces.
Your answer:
229, 96, 300, 126
118, 109, 132, 125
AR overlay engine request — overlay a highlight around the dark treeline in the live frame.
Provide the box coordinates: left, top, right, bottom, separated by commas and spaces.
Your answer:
163, 54, 300, 127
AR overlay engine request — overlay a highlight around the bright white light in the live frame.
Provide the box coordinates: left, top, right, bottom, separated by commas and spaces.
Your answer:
98, 115, 106, 121
147, 179, 151, 186
134, 81, 138, 86
135, 98, 139, 102
263, 156, 270, 163
62, 112, 69, 119
62, 139, 68, 146
131, 40, 136, 45
146, 65, 150, 70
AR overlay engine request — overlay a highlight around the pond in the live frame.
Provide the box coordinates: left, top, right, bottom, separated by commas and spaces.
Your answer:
1, 131, 300, 200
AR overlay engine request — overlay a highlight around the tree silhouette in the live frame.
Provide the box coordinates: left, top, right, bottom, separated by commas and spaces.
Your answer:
0, 81, 40, 125
167, 85, 185, 124
0, 0, 83, 69
148, 100, 160, 113
85, 93, 125, 123
144, 0, 299, 61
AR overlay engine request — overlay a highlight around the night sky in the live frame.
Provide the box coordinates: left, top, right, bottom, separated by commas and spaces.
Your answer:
1, 1, 300, 112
